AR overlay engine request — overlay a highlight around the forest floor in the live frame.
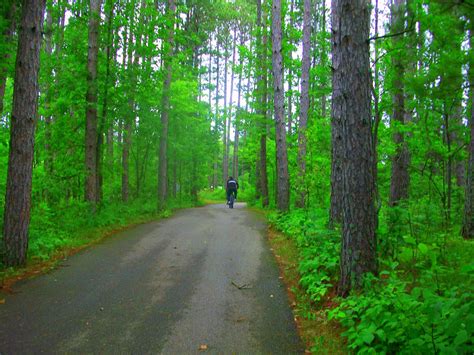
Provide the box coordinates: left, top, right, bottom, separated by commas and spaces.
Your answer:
0, 203, 304, 353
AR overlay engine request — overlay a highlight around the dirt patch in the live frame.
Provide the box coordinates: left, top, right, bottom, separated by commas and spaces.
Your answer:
267, 227, 346, 354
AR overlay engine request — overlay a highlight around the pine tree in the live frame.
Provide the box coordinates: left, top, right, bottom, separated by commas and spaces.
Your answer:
3, 0, 46, 266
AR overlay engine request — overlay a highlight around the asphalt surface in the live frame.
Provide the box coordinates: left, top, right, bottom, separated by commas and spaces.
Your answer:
0, 203, 304, 354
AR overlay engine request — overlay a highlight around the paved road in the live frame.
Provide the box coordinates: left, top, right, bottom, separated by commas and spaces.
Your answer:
0, 203, 304, 354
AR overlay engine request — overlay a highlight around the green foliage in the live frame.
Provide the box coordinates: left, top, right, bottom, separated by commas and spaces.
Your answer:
269, 209, 339, 303
329, 266, 474, 354
268, 207, 473, 353
1, 198, 190, 269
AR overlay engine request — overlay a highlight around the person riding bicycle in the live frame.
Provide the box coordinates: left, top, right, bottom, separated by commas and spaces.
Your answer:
226, 176, 239, 204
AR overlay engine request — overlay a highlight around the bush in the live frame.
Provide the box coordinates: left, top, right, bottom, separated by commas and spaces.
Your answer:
269, 209, 340, 302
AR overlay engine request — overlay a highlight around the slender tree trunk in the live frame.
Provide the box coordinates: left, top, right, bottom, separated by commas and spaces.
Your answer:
222, 38, 229, 185
463, 30, 474, 239
233, 33, 244, 179
329, 0, 343, 227
214, 38, 220, 188
226, 27, 237, 180
97, 0, 115, 203
85, 0, 102, 207
257, 0, 269, 206
320, 1, 327, 119
208, 38, 213, 187
372, 0, 381, 198
3, 0, 46, 267
0, 1, 16, 116
44, 2, 53, 203
332, 0, 377, 296
286, 0, 295, 132
272, 0, 290, 211
451, 103, 465, 187
122, 12, 134, 203
389, 0, 410, 207
296, 0, 312, 208
158, 0, 176, 209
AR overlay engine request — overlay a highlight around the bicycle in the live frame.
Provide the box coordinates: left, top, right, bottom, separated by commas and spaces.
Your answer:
228, 192, 235, 209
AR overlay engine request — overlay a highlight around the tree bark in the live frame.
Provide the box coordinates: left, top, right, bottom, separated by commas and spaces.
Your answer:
296, 0, 312, 209
462, 29, 474, 239
287, 0, 295, 132
122, 8, 135, 203
233, 33, 244, 179
158, 0, 176, 209
85, 0, 102, 207
389, 0, 410, 207
272, 0, 290, 211
222, 36, 229, 185
257, 0, 269, 206
213, 38, 220, 189
3, 0, 46, 266
97, 0, 115, 203
227, 27, 237, 180
44, 2, 53, 203
332, 0, 377, 296
0, 1, 16, 116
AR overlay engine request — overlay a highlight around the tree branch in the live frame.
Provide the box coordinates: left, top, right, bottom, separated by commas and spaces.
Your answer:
368, 27, 414, 42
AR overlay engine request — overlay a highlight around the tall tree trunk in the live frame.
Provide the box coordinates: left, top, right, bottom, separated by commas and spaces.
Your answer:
44, 2, 53, 203
0, 1, 16, 116
233, 33, 244, 179
222, 37, 229, 185
372, 0, 381, 204
296, 0, 311, 209
332, 0, 377, 296
208, 38, 213, 187
214, 38, 220, 188
462, 29, 474, 239
257, 0, 269, 206
451, 102, 465, 187
85, 0, 102, 207
98, 0, 115, 203
3, 0, 46, 267
272, 0, 290, 211
227, 27, 237, 180
389, 0, 410, 207
157, 0, 176, 209
287, 0, 295, 132
329, 0, 342, 226
320, 1, 327, 119
122, 11, 134, 203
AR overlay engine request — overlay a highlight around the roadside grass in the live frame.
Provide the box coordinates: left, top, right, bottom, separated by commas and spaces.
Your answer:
0, 197, 196, 289
267, 227, 346, 354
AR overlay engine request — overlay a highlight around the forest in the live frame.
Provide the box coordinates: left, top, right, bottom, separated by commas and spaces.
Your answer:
1, 0, 473, 352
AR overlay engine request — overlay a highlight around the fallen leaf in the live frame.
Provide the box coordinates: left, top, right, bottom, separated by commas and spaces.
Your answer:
198, 344, 208, 351
0, 299, 5, 304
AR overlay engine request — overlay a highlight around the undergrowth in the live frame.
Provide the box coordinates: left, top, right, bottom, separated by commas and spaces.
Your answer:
268, 208, 474, 354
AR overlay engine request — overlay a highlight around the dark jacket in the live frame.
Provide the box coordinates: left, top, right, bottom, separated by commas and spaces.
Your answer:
226, 179, 238, 190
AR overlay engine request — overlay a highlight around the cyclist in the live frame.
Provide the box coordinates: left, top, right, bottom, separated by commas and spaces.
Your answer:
226, 176, 239, 204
